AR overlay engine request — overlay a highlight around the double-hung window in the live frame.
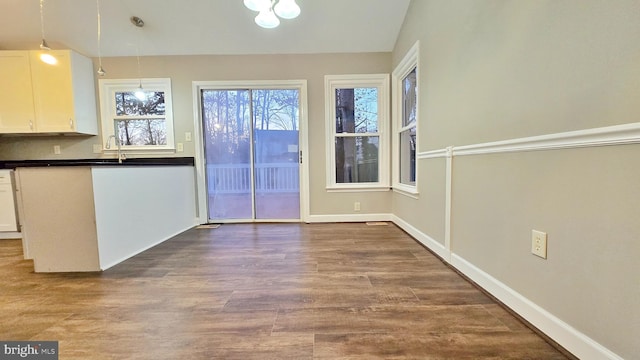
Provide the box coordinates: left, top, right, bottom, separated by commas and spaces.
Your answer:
99, 78, 175, 151
325, 74, 390, 190
393, 42, 419, 194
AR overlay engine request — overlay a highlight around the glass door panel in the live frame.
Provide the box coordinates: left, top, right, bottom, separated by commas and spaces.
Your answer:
252, 89, 300, 220
201, 88, 301, 221
201, 89, 253, 220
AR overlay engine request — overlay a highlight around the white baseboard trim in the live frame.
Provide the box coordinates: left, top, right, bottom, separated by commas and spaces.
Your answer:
450, 254, 623, 360
306, 213, 393, 223
390, 216, 622, 360
391, 215, 449, 261
0, 232, 21, 239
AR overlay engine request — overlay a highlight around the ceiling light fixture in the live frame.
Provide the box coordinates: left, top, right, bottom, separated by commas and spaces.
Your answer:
244, 0, 300, 29
96, 0, 105, 76
38, 0, 57, 64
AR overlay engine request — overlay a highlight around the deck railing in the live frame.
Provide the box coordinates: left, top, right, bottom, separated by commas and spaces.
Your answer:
206, 163, 299, 194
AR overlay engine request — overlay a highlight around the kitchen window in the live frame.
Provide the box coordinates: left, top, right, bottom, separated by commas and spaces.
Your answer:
99, 78, 175, 151
324, 74, 390, 190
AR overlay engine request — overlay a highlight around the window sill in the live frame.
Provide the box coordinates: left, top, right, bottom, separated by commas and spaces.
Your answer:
102, 149, 178, 156
326, 186, 391, 193
392, 185, 419, 199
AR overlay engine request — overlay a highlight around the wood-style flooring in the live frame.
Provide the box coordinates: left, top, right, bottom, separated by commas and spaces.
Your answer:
0, 223, 573, 359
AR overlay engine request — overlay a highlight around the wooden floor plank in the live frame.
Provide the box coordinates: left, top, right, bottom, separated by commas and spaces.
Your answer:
0, 223, 572, 359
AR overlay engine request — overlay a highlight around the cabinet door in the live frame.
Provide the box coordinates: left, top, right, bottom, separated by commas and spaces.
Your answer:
30, 50, 76, 133
0, 51, 36, 133
0, 171, 18, 232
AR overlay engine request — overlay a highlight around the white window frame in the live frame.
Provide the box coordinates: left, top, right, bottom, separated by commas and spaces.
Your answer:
98, 78, 175, 152
324, 74, 390, 191
392, 41, 419, 196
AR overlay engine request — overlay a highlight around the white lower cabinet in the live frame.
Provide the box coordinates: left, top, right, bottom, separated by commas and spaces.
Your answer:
0, 170, 18, 232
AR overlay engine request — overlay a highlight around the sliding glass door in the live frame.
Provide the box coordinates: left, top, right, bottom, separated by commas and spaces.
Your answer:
201, 88, 300, 221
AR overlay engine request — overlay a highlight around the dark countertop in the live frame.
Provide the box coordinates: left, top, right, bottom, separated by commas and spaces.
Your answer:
0, 157, 195, 169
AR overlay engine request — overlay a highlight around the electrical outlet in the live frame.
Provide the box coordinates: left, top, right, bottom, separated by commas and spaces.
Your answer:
53, 145, 61, 155
185, 132, 192, 142
354, 202, 361, 212
93, 144, 102, 154
176, 143, 184, 152
531, 230, 547, 259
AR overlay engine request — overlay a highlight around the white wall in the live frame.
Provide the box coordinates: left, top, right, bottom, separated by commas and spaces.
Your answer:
92, 166, 197, 269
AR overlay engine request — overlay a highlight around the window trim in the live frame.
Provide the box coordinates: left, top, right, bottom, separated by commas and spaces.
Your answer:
392, 41, 420, 195
324, 74, 390, 191
98, 78, 175, 152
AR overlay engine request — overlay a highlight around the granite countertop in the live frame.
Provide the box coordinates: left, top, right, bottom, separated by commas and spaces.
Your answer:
0, 157, 195, 169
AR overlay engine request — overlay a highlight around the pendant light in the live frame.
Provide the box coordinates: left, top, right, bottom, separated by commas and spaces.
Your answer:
274, 0, 300, 19
96, 0, 106, 76
38, 0, 57, 64
244, 0, 270, 12
131, 16, 146, 101
255, 7, 280, 29
245, 0, 300, 29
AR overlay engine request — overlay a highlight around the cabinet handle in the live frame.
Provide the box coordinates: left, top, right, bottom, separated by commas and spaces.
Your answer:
29, 120, 33, 130
69, 119, 73, 129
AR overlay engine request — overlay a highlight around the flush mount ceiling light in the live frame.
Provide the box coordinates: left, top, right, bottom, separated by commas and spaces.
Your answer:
244, 0, 300, 29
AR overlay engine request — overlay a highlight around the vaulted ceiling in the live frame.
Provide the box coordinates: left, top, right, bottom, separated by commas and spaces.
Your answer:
0, 0, 411, 57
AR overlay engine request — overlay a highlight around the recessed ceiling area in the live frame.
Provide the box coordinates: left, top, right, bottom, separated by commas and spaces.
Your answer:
0, 0, 411, 57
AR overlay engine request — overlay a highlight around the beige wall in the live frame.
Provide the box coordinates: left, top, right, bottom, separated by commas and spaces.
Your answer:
453, 146, 639, 357
392, 0, 639, 358
0, 52, 392, 216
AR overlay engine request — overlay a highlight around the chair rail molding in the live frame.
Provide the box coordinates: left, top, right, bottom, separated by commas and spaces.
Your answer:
417, 121, 640, 159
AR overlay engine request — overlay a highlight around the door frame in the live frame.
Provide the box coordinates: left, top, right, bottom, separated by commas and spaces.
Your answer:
192, 80, 310, 223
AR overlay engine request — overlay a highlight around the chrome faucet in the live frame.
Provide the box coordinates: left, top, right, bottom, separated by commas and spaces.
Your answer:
105, 134, 126, 163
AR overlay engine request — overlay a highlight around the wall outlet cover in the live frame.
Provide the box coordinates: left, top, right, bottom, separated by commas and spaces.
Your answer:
531, 230, 548, 259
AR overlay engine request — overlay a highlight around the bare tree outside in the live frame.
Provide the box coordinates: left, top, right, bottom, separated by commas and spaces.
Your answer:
114, 91, 167, 146
335, 87, 379, 183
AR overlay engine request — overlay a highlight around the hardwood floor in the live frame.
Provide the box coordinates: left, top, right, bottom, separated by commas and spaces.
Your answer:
0, 223, 573, 359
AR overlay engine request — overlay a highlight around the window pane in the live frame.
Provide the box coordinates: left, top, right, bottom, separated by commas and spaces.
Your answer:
399, 127, 416, 185
335, 136, 379, 183
115, 119, 167, 146
402, 68, 417, 127
335, 88, 378, 134
252, 89, 299, 131
115, 91, 165, 116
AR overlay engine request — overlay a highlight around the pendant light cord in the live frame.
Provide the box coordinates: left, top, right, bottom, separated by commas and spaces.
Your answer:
96, 0, 103, 69
136, 38, 142, 88
39, 0, 46, 41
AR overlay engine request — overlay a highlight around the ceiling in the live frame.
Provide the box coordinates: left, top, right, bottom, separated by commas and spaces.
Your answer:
0, 0, 411, 57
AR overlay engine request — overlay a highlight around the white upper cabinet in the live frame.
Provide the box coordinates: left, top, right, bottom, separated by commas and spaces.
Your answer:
0, 51, 36, 133
0, 50, 98, 135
